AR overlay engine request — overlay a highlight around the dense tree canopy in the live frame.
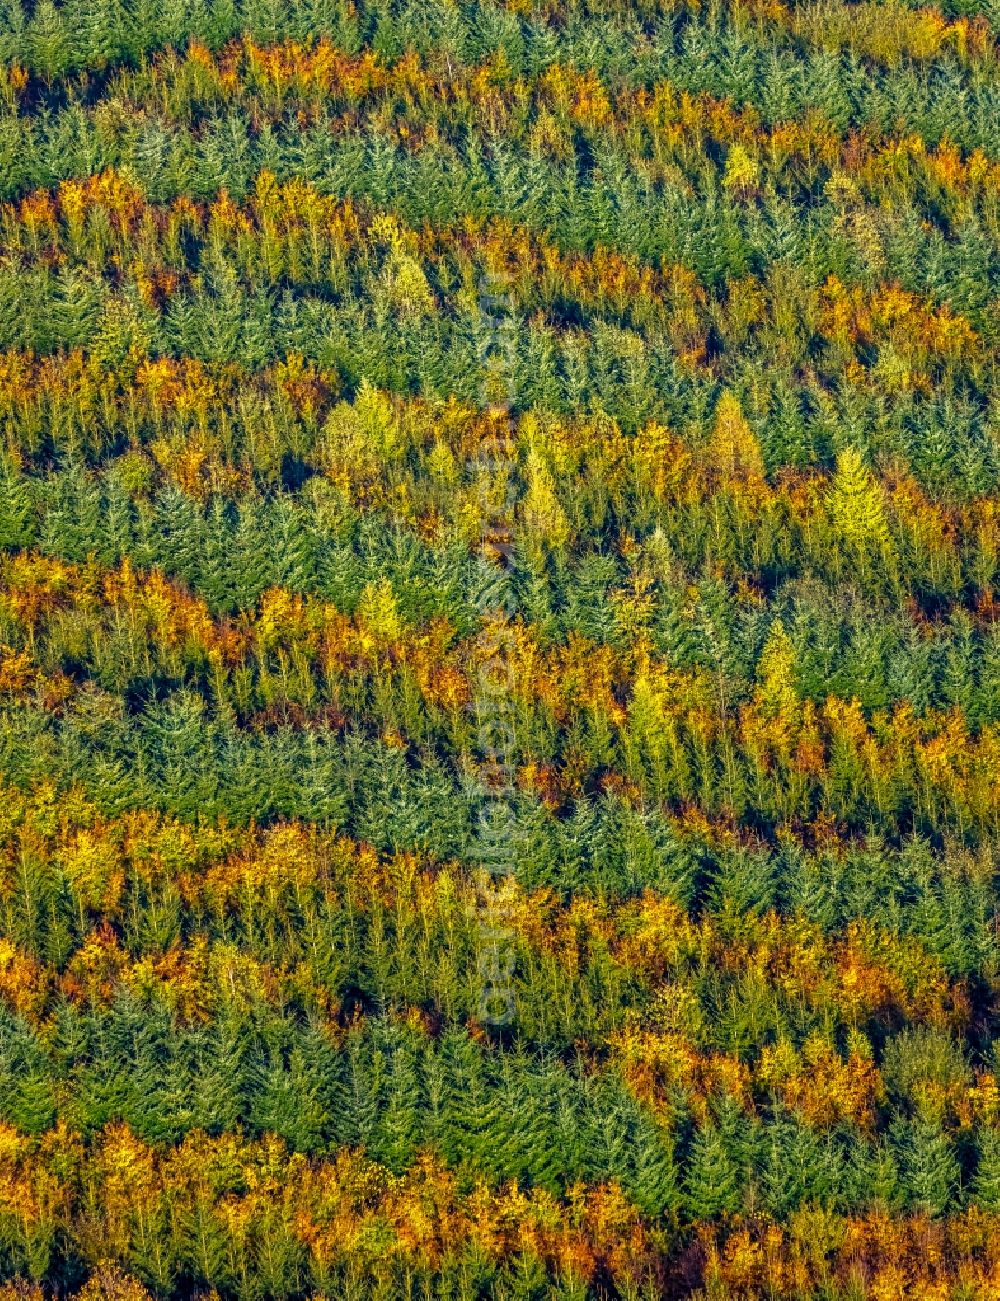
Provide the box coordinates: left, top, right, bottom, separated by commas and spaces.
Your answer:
0, 0, 997, 1296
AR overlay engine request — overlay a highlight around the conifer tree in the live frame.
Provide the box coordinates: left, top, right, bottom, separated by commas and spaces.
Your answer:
0, 455, 36, 551
629, 1109, 679, 1220
762, 1114, 843, 1218
27, 0, 71, 81
972, 1127, 1000, 1212
894, 1118, 961, 1218
7, 1071, 57, 1135
755, 620, 799, 722
252, 1044, 330, 1154
828, 446, 892, 558
849, 1137, 905, 1215
189, 1019, 246, 1136
684, 1115, 743, 1221
373, 1031, 423, 1173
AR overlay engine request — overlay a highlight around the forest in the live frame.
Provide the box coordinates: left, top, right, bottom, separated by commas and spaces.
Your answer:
0, 0, 997, 1295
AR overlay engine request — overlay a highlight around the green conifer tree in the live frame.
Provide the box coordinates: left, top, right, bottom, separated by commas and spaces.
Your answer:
894, 1118, 960, 1218
972, 1127, 1000, 1212
684, 1116, 743, 1220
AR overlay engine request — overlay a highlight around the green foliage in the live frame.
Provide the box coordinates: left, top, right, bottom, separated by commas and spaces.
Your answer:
0, 0, 996, 1296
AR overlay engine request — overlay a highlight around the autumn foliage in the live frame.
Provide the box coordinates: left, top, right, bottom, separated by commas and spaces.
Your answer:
0, 0, 998, 1295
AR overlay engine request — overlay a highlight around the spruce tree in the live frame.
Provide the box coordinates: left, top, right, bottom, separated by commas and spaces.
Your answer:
846, 1136, 906, 1216
252, 1044, 328, 1154
629, 1109, 679, 1220
0, 455, 35, 551
372, 1030, 423, 1173
7, 1072, 57, 1135
972, 1127, 1000, 1212
684, 1118, 743, 1221
761, 1114, 843, 1218
190, 1019, 246, 1136
894, 1118, 961, 1218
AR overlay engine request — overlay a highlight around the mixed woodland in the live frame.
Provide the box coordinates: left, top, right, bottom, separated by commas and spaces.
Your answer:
0, 0, 998, 1295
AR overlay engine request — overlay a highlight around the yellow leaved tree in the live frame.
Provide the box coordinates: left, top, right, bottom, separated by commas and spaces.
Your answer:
754, 620, 799, 726
320, 380, 401, 495
522, 450, 571, 556
827, 446, 893, 576
370, 212, 435, 319
708, 390, 765, 480
722, 144, 760, 199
